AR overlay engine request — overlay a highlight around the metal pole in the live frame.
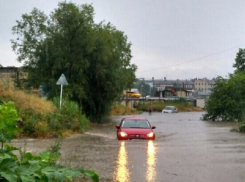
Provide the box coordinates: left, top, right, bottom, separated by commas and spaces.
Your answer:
60, 84, 63, 109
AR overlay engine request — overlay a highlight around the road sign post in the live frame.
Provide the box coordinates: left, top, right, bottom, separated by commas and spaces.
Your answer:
56, 74, 69, 109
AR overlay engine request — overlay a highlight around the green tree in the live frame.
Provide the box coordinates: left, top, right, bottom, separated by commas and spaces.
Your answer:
233, 48, 245, 73
203, 73, 245, 122
204, 48, 245, 122
11, 2, 136, 122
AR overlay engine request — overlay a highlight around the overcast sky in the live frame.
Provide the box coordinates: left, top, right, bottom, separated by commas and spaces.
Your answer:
1, 0, 245, 80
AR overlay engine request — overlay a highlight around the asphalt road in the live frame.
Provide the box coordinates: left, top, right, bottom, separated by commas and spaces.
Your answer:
12, 112, 245, 182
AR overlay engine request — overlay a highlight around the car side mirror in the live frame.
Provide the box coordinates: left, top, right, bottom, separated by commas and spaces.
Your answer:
152, 126, 156, 129
115, 125, 120, 129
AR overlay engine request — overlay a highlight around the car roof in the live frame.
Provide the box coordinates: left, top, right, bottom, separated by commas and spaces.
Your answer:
122, 117, 147, 120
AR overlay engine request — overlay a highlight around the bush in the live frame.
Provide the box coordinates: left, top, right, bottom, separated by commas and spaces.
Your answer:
236, 114, 245, 132
52, 97, 89, 132
0, 102, 99, 182
0, 101, 21, 148
0, 143, 99, 182
0, 91, 90, 138
237, 122, 245, 132
14, 97, 90, 138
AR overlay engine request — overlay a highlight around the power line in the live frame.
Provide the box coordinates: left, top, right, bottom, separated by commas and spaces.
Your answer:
139, 43, 245, 73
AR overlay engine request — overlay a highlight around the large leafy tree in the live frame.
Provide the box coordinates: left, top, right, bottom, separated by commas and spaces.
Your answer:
11, 2, 137, 122
203, 73, 245, 122
204, 48, 245, 122
233, 48, 245, 72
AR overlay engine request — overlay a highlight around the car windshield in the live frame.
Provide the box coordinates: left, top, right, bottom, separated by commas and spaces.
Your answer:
121, 120, 150, 128
165, 106, 174, 110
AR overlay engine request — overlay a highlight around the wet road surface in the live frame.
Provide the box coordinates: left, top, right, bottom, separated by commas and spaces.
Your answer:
12, 112, 245, 182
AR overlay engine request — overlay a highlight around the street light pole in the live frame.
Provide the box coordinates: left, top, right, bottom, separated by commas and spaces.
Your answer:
141, 85, 144, 97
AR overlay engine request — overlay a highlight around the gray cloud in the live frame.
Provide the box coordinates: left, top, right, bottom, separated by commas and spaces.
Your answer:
0, 0, 244, 79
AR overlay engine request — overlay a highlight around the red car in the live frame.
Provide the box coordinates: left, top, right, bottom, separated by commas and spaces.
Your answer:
115, 117, 156, 140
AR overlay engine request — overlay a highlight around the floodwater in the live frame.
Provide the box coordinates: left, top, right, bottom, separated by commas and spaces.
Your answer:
11, 112, 245, 182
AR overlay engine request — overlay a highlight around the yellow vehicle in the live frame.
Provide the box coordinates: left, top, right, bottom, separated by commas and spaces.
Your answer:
122, 91, 141, 98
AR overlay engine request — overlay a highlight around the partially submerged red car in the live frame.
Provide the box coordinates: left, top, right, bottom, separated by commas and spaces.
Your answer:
115, 117, 156, 140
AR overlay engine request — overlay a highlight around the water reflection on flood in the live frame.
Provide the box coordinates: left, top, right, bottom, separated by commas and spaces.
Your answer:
115, 141, 130, 182
146, 140, 157, 182
114, 141, 157, 182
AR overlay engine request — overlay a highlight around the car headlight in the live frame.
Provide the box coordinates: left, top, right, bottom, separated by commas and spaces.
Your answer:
147, 132, 154, 137
120, 131, 128, 137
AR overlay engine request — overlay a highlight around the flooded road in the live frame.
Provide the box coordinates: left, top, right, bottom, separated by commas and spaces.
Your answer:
12, 112, 245, 182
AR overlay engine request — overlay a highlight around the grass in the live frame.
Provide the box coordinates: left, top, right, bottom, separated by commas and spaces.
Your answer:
0, 79, 55, 115
0, 78, 89, 138
110, 104, 141, 116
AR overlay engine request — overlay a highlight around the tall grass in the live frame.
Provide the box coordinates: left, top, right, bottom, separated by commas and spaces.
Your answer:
0, 79, 89, 138
110, 104, 141, 116
0, 79, 55, 115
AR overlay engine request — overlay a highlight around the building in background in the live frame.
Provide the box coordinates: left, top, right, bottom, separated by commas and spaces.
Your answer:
139, 77, 216, 106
